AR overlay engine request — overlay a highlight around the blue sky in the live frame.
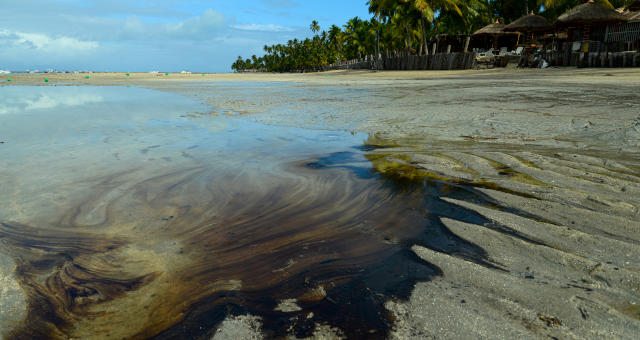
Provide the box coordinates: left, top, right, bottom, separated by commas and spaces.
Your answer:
0, 0, 372, 72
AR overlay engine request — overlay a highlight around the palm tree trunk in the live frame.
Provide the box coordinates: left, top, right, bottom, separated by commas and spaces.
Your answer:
421, 17, 428, 55
405, 25, 412, 54
485, 0, 493, 21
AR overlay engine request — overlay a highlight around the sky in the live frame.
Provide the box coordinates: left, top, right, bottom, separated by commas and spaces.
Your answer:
0, 0, 372, 73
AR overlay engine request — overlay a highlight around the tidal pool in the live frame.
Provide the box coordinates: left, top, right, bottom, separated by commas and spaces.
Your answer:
0, 86, 487, 339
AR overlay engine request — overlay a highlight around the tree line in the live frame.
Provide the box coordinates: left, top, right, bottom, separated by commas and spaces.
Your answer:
231, 0, 633, 72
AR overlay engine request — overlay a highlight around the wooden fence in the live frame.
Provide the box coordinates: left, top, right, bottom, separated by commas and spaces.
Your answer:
538, 50, 640, 67
316, 48, 640, 71
323, 52, 476, 71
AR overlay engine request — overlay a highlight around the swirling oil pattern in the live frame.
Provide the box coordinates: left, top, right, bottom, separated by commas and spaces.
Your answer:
0, 86, 488, 339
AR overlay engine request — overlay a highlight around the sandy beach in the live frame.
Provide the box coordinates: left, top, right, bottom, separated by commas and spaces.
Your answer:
1, 68, 639, 339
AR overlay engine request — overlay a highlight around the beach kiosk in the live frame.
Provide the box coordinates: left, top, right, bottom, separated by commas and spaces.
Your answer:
473, 20, 508, 52
555, 0, 627, 52
503, 11, 552, 67
503, 11, 553, 47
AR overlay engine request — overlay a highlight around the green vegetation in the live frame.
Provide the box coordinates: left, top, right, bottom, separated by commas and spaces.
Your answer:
232, 0, 634, 72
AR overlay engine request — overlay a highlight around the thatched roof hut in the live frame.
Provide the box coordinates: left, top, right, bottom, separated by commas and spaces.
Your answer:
556, 0, 628, 27
473, 20, 518, 50
504, 12, 553, 32
473, 20, 507, 36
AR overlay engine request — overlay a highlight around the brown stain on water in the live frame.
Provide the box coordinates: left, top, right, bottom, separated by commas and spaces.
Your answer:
0, 159, 434, 339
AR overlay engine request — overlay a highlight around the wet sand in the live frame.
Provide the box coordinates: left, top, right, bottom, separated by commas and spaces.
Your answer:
1, 69, 639, 339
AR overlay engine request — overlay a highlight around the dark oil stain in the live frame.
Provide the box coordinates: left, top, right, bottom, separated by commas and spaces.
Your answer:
305, 151, 374, 179
0, 142, 523, 339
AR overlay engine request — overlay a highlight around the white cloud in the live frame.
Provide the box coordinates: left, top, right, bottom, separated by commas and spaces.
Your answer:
0, 93, 104, 115
232, 23, 295, 32
0, 29, 98, 55
172, 8, 226, 36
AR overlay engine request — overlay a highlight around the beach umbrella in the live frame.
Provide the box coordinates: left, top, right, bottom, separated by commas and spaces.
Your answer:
504, 11, 553, 45
556, 0, 628, 42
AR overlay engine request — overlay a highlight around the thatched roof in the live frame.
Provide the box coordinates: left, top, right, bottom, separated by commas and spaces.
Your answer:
473, 20, 507, 36
617, 1, 640, 22
556, 0, 628, 26
504, 12, 553, 32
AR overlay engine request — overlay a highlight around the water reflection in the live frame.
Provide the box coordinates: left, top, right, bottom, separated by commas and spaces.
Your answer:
0, 92, 103, 115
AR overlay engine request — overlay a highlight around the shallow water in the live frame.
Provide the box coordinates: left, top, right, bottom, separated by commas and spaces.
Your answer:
0, 85, 491, 339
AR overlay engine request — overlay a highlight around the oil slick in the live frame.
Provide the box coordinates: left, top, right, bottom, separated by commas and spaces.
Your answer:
0, 86, 475, 339
2, 145, 478, 338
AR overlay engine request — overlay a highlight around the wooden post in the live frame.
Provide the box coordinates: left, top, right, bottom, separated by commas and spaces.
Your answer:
583, 24, 591, 42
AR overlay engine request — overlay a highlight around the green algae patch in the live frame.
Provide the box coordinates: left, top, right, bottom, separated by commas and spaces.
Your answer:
511, 154, 541, 169
366, 152, 538, 199
366, 154, 432, 183
624, 304, 640, 320
482, 157, 551, 187
364, 134, 401, 149
363, 134, 429, 150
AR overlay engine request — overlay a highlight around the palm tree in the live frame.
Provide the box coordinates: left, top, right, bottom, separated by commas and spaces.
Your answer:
436, 0, 490, 35
368, 0, 464, 54
310, 20, 320, 33
328, 24, 345, 60
344, 17, 371, 59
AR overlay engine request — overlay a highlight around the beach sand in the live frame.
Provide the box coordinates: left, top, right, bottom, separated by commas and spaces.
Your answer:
1, 68, 639, 339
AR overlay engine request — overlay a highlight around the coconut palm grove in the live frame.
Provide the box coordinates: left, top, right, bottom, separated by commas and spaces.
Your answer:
231, 0, 634, 72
